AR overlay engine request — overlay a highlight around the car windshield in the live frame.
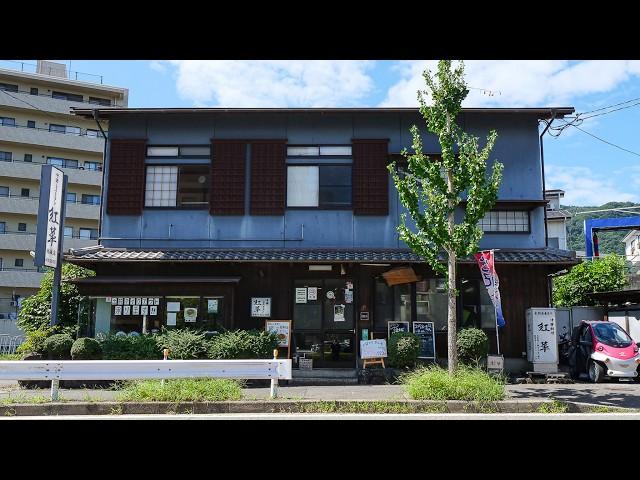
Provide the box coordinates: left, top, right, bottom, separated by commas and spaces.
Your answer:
592, 323, 633, 348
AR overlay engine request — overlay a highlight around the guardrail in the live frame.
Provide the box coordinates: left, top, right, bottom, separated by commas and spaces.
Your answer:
0, 355, 292, 401
0, 335, 23, 354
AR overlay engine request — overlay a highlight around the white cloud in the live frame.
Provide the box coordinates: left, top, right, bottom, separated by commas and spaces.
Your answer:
159, 60, 375, 107
380, 60, 640, 108
546, 164, 638, 206
149, 61, 167, 73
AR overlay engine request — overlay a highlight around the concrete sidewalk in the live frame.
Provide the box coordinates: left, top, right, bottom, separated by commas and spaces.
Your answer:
2, 380, 640, 408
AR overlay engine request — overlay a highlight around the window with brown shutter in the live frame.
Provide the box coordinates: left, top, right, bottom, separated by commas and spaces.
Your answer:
210, 140, 246, 215
352, 139, 389, 215
106, 139, 146, 215
250, 140, 286, 215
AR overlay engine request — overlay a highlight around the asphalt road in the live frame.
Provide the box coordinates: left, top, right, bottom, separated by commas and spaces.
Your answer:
3, 413, 640, 420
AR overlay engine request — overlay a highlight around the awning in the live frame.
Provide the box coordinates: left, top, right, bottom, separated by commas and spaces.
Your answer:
66, 247, 579, 265
70, 276, 241, 285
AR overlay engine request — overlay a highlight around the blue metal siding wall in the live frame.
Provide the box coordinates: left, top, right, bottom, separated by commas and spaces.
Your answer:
102, 112, 546, 250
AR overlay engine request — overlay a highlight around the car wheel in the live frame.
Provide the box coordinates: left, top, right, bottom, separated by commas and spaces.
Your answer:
634, 368, 640, 382
588, 360, 605, 383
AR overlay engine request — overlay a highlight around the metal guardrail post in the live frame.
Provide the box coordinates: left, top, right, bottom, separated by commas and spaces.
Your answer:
51, 378, 59, 401
270, 349, 279, 399
161, 349, 169, 387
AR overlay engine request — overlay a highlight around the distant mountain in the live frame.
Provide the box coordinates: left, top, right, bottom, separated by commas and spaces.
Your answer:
563, 202, 640, 255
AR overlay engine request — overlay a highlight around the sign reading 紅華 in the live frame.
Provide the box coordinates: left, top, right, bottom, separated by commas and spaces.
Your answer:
35, 165, 65, 268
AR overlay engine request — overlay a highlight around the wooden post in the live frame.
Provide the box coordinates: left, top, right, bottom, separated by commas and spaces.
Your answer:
270, 348, 279, 399
161, 348, 169, 387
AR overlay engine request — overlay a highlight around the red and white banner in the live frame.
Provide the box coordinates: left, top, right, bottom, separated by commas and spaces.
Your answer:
474, 250, 505, 327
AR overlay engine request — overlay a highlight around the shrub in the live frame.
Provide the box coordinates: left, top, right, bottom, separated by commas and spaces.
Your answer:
401, 365, 505, 401
16, 327, 54, 355
456, 328, 489, 365
155, 328, 210, 359
99, 333, 162, 360
388, 331, 421, 369
71, 337, 103, 360
43, 333, 74, 360
208, 329, 279, 359
116, 378, 243, 402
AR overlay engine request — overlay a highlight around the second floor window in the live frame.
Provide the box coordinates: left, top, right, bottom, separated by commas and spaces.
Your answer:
47, 157, 79, 169
81, 194, 101, 205
0, 117, 16, 127
49, 124, 81, 135
479, 210, 530, 233
79, 228, 98, 240
66, 193, 77, 203
144, 165, 209, 208
52, 91, 84, 102
83, 161, 101, 171
0, 186, 8, 197
0, 151, 11, 162
64, 226, 73, 238
18, 223, 26, 232
287, 165, 352, 208
20, 189, 29, 198
0, 222, 5, 233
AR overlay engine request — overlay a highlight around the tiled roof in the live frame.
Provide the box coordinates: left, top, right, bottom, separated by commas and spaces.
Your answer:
66, 247, 579, 264
547, 209, 573, 219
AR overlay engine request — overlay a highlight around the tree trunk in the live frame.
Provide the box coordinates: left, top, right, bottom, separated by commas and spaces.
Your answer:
447, 171, 457, 375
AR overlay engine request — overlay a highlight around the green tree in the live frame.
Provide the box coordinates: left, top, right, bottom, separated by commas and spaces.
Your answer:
17, 263, 95, 335
388, 60, 503, 374
553, 254, 628, 307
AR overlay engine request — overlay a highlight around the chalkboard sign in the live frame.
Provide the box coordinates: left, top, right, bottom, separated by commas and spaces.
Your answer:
412, 321, 436, 360
388, 321, 410, 338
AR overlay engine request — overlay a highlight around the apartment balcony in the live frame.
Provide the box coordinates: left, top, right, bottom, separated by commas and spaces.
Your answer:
0, 124, 104, 153
0, 232, 97, 252
0, 89, 114, 117
0, 194, 100, 220
0, 159, 102, 187
0, 269, 44, 289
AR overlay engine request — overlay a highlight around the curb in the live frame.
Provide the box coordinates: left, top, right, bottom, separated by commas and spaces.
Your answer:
0, 399, 575, 416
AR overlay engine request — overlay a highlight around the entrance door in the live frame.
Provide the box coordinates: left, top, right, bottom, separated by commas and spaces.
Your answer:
293, 278, 355, 368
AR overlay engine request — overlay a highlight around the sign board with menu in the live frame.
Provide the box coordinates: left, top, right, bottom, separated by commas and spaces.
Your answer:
265, 320, 291, 359
412, 321, 436, 360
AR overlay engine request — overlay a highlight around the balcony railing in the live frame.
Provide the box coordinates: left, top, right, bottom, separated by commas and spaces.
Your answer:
0, 230, 98, 240
0, 121, 108, 139
0, 60, 108, 87
0, 266, 47, 273
0, 192, 101, 206
0, 156, 102, 171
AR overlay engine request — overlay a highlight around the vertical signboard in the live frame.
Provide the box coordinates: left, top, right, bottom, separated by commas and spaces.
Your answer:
526, 308, 558, 364
35, 165, 65, 268
412, 321, 436, 360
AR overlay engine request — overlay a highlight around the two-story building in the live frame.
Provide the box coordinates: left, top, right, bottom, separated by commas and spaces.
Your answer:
65, 107, 579, 372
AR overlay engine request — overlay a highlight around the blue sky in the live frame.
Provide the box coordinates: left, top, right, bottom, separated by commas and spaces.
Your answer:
5, 59, 640, 207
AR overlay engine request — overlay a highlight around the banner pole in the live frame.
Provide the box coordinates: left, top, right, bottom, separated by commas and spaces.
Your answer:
491, 249, 500, 356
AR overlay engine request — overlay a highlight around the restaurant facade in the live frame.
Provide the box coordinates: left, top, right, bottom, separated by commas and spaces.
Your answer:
66, 107, 579, 372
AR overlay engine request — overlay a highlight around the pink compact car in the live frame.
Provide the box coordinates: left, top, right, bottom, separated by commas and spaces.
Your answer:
569, 320, 640, 383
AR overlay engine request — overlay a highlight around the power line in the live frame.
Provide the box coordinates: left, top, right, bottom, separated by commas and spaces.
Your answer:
571, 96, 640, 116
568, 122, 640, 158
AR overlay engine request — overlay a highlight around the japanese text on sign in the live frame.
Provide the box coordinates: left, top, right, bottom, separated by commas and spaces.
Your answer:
44, 167, 64, 268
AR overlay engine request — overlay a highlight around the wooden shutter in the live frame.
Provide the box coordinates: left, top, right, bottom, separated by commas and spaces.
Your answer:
352, 139, 389, 215
250, 140, 286, 215
106, 139, 146, 215
210, 140, 246, 215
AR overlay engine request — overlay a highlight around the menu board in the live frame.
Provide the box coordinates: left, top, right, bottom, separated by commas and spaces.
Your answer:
388, 321, 410, 338
265, 320, 291, 347
412, 321, 436, 360
360, 339, 388, 359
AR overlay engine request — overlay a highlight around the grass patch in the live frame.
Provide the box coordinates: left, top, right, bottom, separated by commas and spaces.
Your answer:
401, 365, 505, 402
588, 405, 631, 413
536, 399, 568, 413
0, 353, 22, 361
115, 378, 243, 402
297, 401, 447, 414
0, 394, 54, 404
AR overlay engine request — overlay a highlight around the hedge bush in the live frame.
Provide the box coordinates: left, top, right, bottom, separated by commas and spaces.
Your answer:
456, 328, 489, 365
71, 337, 103, 360
401, 365, 505, 401
155, 328, 210, 359
388, 331, 421, 369
208, 329, 279, 359
99, 333, 162, 360
43, 333, 74, 360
